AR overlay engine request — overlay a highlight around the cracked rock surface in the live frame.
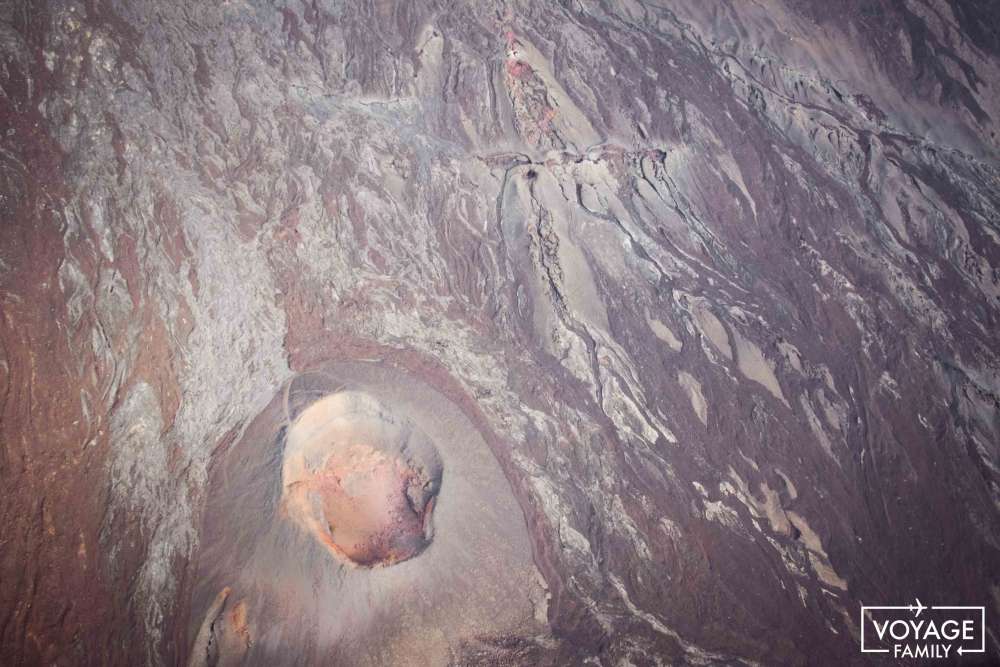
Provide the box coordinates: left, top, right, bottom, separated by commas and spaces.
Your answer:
1, 0, 999, 664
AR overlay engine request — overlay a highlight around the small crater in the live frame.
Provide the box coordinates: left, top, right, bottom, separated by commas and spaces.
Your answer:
282, 391, 443, 568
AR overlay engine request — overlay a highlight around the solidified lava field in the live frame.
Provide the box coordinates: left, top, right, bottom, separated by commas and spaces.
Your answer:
2, 1, 1000, 665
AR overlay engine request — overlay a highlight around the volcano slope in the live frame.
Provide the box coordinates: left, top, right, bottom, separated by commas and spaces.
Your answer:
1, 0, 1000, 665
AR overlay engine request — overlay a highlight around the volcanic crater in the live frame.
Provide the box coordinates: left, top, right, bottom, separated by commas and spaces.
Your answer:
281, 391, 443, 568
186, 362, 542, 666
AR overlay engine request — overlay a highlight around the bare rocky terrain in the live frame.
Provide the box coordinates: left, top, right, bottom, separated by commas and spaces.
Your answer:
1, 0, 999, 665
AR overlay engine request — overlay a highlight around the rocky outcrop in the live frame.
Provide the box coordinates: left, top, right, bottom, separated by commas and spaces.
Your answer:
1, 0, 998, 664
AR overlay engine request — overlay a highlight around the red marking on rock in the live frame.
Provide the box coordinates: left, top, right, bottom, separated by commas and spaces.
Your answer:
506, 60, 533, 80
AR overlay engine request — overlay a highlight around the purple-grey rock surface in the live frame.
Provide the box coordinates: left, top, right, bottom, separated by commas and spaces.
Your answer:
1, 0, 999, 665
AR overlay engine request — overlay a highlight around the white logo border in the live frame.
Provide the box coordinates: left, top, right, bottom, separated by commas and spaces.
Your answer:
860, 603, 986, 655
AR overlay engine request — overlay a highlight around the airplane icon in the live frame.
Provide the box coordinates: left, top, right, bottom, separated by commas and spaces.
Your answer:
908, 598, 926, 617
